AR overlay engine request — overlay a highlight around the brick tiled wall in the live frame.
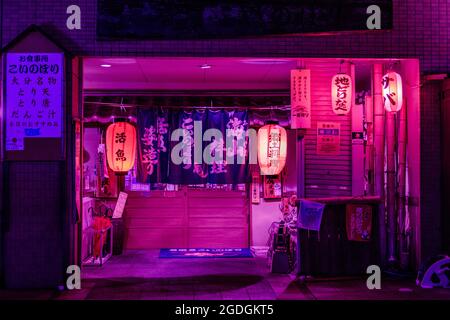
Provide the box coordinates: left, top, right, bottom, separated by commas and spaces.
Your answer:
3, 162, 65, 288
0, 1, 449, 74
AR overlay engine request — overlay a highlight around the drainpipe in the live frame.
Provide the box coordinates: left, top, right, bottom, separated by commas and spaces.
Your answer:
397, 100, 408, 269
351, 62, 365, 196
386, 110, 397, 265
373, 64, 387, 266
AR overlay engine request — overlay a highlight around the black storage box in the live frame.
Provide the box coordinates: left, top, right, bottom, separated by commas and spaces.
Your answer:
112, 218, 125, 255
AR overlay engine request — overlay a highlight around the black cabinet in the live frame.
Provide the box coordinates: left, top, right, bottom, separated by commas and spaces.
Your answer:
297, 204, 379, 277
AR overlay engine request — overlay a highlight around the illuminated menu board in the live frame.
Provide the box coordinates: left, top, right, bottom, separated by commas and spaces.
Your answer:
5, 53, 63, 151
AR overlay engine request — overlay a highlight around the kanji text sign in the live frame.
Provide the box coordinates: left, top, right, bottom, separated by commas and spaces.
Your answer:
5, 53, 63, 151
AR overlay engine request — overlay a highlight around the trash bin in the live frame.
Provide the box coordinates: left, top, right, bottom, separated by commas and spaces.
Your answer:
112, 218, 125, 255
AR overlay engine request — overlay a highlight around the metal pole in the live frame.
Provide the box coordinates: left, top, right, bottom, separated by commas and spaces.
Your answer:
351, 62, 365, 196
373, 64, 387, 266
365, 96, 375, 195
296, 129, 305, 278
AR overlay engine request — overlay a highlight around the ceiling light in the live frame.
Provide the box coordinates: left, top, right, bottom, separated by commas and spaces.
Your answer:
103, 58, 137, 65
200, 64, 212, 69
100, 64, 112, 68
240, 59, 292, 65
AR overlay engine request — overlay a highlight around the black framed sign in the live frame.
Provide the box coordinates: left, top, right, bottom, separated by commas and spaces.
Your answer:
97, 0, 393, 40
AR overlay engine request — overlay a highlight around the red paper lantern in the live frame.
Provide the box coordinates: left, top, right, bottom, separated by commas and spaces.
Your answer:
382, 71, 403, 113
257, 124, 287, 175
331, 73, 352, 115
106, 121, 137, 174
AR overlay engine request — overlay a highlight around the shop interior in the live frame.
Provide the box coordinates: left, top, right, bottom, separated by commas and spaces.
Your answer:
79, 57, 420, 275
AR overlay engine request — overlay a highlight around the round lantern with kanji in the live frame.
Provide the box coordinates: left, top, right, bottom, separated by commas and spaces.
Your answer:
257, 123, 287, 175
106, 121, 137, 174
331, 73, 352, 115
382, 71, 403, 113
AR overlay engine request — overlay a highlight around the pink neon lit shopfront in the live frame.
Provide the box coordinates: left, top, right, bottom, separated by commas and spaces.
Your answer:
2, 0, 448, 290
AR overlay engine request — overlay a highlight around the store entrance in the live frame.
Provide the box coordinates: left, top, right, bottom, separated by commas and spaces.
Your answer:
81, 111, 257, 260
77, 56, 421, 274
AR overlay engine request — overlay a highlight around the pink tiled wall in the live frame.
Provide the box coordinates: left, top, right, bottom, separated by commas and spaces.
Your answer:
0, 1, 449, 74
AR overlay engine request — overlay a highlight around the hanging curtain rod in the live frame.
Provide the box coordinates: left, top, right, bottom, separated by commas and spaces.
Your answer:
83, 90, 289, 97
83, 101, 291, 111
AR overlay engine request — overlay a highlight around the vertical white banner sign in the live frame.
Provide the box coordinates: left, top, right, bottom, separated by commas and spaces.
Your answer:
291, 69, 311, 129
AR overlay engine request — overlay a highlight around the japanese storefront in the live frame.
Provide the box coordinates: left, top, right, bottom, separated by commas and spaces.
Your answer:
0, 0, 448, 290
